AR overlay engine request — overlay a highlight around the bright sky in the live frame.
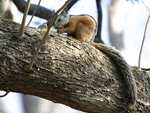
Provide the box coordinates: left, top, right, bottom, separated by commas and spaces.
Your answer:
123, 1, 150, 67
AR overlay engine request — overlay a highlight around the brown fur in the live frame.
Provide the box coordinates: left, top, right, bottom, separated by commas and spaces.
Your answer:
58, 16, 95, 43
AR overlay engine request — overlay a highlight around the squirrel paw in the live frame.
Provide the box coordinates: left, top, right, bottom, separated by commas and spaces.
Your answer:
57, 29, 63, 34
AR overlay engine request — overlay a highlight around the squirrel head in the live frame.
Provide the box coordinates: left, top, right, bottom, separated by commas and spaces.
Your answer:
54, 10, 70, 29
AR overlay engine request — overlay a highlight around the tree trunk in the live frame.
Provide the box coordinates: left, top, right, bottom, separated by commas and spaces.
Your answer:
108, 0, 126, 50
0, 17, 149, 113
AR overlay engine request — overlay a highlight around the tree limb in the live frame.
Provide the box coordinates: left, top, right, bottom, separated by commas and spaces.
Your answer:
12, 0, 53, 20
95, 0, 103, 43
18, 0, 31, 38
0, 17, 150, 113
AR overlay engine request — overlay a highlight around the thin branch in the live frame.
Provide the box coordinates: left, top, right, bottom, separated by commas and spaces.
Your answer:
18, 0, 31, 38
26, 0, 41, 26
62, 0, 77, 12
141, 68, 150, 71
12, 0, 53, 20
0, 90, 9, 97
95, 0, 103, 43
138, 14, 150, 68
27, 0, 71, 71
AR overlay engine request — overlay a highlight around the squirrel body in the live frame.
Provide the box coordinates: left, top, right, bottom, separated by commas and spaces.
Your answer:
54, 11, 137, 109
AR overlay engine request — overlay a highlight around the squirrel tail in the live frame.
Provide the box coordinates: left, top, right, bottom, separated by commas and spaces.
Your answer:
91, 42, 137, 109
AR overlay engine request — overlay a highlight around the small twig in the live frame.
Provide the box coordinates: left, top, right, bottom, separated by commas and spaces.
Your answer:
18, 0, 31, 38
138, 14, 150, 68
62, 0, 77, 12
27, 0, 41, 26
0, 90, 10, 97
27, 0, 71, 71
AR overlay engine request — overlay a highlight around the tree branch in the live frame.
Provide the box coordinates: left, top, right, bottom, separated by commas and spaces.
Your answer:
26, 0, 42, 26
12, 0, 53, 20
0, 17, 150, 113
18, 0, 31, 38
95, 0, 104, 43
63, 0, 78, 11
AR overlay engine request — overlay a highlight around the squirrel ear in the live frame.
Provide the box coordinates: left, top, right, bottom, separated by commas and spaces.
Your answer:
65, 7, 68, 13
62, 10, 67, 16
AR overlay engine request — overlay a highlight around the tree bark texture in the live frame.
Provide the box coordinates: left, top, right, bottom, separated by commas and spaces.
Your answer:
0, 17, 150, 113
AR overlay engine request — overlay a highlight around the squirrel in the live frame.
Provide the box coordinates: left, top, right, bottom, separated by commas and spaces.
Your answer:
54, 10, 137, 109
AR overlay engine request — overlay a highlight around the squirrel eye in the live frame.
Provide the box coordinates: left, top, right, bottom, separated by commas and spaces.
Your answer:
58, 19, 61, 22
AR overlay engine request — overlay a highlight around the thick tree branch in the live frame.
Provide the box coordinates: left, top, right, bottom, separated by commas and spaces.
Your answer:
0, 17, 150, 113
12, 0, 53, 20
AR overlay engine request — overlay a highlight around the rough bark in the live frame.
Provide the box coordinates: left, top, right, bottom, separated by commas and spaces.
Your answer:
0, 17, 149, 113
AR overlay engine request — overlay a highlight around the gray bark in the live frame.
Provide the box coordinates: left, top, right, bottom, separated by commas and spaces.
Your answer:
0, 17, 149, 113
